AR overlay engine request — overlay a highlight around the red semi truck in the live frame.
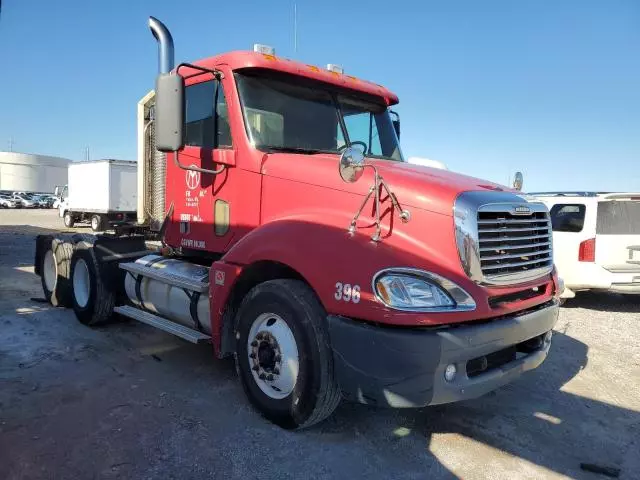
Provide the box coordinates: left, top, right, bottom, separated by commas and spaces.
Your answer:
34, 17, 560, 429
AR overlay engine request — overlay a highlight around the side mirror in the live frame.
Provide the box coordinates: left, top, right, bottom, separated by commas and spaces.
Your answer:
54, 186, 60, 196
390, 110, 400, 139
339, 146, 366, 183
155, 73, 185, 152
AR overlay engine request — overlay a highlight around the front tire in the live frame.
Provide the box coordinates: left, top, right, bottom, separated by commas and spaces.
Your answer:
235, 279, 341, 429
63, 212, 75, 228
70, 243, 115, 326
40, 237, 74, 307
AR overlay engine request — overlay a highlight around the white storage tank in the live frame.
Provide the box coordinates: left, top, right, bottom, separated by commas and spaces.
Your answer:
0, 151, 71, 193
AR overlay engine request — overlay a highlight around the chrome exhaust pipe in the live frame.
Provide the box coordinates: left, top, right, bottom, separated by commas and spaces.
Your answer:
149, 16, 174, 74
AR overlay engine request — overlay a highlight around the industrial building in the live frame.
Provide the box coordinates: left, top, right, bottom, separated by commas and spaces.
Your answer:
0, 151, 71, 193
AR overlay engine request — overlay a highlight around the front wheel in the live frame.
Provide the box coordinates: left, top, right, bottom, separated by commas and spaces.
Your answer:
235, 279, 341, 429
63, 212, 75, 228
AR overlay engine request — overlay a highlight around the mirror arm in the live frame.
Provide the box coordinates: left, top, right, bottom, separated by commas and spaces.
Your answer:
168, 62, 225, 175
174, 151, 225, 175
176, 63, 224, 81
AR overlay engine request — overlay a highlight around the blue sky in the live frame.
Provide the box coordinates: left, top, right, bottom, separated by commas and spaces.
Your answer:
0, 0, 638, 191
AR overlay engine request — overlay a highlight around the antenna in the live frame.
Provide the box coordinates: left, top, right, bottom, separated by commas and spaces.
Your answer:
294, 3, 298, 54
8, 137, 14, 152
84, 146, 90, 161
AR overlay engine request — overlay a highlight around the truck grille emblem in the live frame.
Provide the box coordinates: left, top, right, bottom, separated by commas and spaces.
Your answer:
513, 206, 531, 215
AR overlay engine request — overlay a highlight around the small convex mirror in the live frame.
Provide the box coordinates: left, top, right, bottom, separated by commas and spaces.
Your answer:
338, 146, 366, 183
513, 171, 524, 191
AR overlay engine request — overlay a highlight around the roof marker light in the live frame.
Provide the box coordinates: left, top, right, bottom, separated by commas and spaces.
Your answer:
327, 64, 344, 74
253, 44, 275, 55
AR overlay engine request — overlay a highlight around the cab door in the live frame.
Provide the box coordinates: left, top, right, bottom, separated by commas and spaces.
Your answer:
163, 72, 253, 254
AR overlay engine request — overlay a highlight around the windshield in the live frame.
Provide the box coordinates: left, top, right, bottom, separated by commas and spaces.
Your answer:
235, 70, 403, 161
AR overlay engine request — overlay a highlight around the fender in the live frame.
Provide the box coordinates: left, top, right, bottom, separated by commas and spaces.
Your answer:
217, 207, 557, 329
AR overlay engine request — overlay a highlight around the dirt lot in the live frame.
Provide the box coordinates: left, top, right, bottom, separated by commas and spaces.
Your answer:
1, 209, 639, 479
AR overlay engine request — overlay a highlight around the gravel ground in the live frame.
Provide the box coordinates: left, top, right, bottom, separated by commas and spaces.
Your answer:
1, 209, 639, 479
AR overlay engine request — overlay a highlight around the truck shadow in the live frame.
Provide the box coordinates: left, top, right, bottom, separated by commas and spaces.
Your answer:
318, 329, 636, 479
562, 291, 640, 313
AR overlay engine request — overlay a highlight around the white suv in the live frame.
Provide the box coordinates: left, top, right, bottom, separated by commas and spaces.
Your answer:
531, 192, 640, 298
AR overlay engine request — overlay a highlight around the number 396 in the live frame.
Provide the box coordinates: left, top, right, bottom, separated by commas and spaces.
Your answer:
335, 282, 361, 304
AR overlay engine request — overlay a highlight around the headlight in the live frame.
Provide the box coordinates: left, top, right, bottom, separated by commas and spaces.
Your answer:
373, 268, 476, 312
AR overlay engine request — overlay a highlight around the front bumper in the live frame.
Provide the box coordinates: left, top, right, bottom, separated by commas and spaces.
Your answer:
327, 300, 559, 408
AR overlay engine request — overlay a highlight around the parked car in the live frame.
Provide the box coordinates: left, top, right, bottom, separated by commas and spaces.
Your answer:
531, 192, 640, 297
11, 193, 37, 208
32, 194, 55, 208
0, 195, 17, 208
46, 194, 59, 208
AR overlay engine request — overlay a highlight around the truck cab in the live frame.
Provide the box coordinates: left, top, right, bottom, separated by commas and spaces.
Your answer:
34, 17, 561, 429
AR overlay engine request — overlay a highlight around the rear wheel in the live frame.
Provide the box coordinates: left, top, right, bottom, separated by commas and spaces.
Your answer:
90, 214, 105, 232
40, 237, 74, 307
235, 279, 341, 429
63, 212, 75, 228
70, 243, 115, 326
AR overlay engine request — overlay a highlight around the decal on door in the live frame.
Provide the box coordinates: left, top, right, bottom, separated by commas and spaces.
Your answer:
214, 270, 225, 286
185, 169, 201, 190
181, 238, 206, 249
185, 167, 202, 208
334, 282, 361, 304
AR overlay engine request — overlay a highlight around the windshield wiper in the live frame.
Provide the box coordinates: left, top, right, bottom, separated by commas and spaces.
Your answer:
262, 146, 334, 155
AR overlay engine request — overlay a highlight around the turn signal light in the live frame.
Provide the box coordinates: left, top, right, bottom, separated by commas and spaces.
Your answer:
578, 238, 596, 262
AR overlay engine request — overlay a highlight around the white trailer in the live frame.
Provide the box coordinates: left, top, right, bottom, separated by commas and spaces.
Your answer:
58, 160, 137, 231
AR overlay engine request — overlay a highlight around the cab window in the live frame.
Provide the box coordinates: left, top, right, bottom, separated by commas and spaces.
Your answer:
185, 80, 232, 148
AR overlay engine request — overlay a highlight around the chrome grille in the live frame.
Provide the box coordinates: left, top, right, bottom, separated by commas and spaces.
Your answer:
454, 191, 554, 286
477, 209, 553, 281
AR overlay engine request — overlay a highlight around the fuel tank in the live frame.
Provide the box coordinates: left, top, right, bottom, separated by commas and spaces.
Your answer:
124, 255, 211, 333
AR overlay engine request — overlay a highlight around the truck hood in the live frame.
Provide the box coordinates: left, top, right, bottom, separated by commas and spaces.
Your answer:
372, 160, 512, 216
261, 152, 515, 217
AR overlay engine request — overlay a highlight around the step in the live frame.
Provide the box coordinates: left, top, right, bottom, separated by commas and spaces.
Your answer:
114, 306, 211, 344
119, 262, 209, 292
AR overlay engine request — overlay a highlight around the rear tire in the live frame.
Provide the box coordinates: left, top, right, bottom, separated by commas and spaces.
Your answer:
90, 214, 105, 232
63, 212, 75, 228
40, 237, 74, 307
235, 279, 341, 429
70, 243, 115, 326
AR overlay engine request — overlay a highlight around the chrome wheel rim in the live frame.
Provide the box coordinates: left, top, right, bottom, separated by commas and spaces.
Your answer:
43, 250, 57, 292
73, 258, 90, 308
247, 313, 299, 399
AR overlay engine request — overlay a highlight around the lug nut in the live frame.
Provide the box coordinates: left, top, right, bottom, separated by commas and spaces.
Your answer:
249, 352, 256, 359
266, 374, 274, 381
252, 365, 260, 372
251, 341, 258, 347
259, 373, 266, 380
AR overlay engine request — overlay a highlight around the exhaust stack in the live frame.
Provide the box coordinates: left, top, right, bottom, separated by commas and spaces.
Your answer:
149, 16, 175, 74
138, 17, 173, 230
